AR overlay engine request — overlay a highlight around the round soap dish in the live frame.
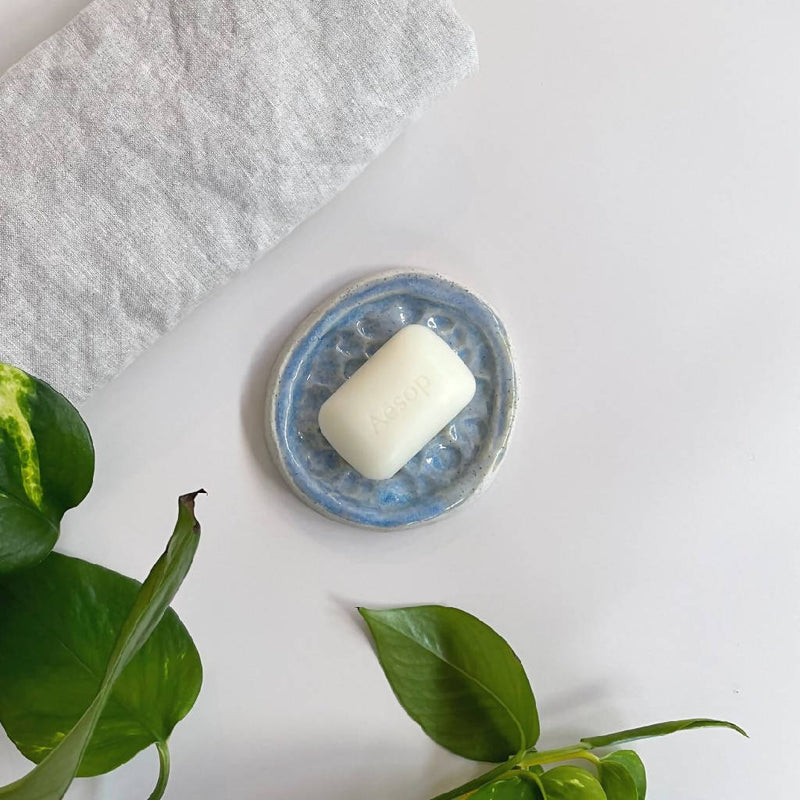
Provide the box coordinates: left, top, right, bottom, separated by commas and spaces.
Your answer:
265, 270, 517, 529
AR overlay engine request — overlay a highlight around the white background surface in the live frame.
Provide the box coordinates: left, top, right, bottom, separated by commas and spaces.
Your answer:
1, 1, 798, 798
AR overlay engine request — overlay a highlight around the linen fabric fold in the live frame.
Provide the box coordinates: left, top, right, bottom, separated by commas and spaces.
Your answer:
0, 0, 477, 401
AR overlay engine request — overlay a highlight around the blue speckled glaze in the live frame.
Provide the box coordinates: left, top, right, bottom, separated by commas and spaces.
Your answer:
267, 270, 517, 529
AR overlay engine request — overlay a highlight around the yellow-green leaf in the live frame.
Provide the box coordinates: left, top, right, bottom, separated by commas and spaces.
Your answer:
0, 364, 93, 573
0, 492, 202, 800
540, 766, 607, 800
0, 553, 202, 776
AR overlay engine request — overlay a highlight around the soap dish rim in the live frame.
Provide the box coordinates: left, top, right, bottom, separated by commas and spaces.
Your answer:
264, 267, 518, 530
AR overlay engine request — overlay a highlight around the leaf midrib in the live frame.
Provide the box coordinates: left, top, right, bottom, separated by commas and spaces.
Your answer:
375, 617, 527, 752
0, 581, 165, 752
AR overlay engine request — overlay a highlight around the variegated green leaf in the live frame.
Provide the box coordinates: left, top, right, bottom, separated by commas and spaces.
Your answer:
599, 752, 646, 800
470, 775, 544, 799
0, 492, 202, 800
0, 364, 93, 573
540, 766, 607, 799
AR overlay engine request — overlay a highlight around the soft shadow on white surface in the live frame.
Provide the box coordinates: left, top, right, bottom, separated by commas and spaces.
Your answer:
68, 734, 489, 800
535, 681, 618, 746
172, 740, 473, 800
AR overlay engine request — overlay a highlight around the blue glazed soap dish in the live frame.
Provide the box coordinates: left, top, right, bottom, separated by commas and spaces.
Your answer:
265, 269, 517, 529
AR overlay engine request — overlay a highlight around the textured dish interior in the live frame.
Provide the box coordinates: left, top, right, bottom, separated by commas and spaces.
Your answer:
274, 275, 514, 528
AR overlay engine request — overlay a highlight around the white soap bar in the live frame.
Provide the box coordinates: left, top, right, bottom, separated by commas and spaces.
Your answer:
318, 324, 477, 480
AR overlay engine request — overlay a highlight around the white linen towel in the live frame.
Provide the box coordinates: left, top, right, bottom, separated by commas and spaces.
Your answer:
0, 0, 477, 400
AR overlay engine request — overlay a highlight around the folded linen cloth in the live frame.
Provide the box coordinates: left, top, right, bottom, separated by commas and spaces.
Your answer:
0, 0, 477, 401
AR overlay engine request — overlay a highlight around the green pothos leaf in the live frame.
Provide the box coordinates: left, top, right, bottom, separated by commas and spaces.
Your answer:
360, 605, 539, 762
0, 364, 94, 573
0, 553, 202, 776
597, 759, 637, 800
540, 766, 607, 799
580, 718, 747, 749
470, 775, 544, 799
599, 752, 646, 800
428, 755, 526, 800
0, 492, 203, 800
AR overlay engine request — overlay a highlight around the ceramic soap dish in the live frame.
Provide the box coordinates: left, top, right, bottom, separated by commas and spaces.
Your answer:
265, 269, 517, 529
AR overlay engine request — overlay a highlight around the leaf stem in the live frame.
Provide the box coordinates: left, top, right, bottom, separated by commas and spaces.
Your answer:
517, 770, 547, 791
147, 741, 171, 800
518, 744, 600, 769
580, 717, 747, 748
428, 752, 525, 800
428, 718, 747, 799
428, 744, 607, 800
